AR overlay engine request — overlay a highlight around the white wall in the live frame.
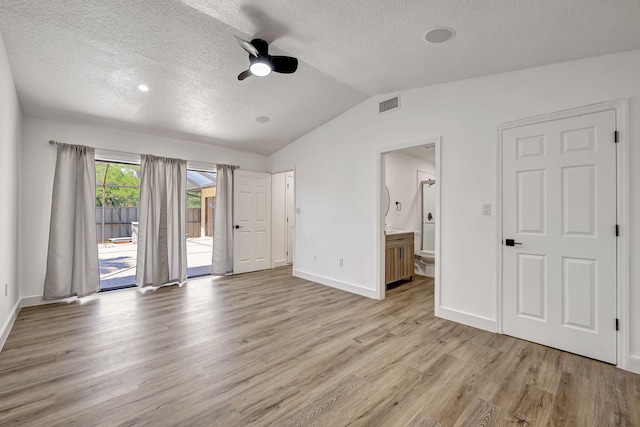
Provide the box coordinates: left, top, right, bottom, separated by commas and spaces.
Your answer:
20, 117, 268, 302
269, 49, 640, 372
384, 151, 434, 233
0, 32, 22, 348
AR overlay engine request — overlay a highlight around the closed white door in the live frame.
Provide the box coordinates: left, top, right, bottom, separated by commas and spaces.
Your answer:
233, 170, 271, 274
286, 172, 294, 264
502, 110, 617, 364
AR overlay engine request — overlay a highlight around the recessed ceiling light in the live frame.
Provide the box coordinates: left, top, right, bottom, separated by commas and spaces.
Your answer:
255, 116, 270, 123
138, 84, 149, 92
424, 27, 455, 44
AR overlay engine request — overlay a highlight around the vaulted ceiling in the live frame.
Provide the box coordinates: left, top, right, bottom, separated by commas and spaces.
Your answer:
1, 1, 640, 155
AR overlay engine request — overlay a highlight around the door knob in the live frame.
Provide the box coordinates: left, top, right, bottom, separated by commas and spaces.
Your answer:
234, 225, 241, 229
505, 239, 522, 246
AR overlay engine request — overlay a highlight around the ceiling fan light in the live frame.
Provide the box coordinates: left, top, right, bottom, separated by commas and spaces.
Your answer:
250, 61, 272, 77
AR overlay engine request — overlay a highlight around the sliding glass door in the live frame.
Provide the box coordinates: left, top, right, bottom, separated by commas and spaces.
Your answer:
95, 162, 217, 289
186, 170, 216, 277
95, 161, 140, 290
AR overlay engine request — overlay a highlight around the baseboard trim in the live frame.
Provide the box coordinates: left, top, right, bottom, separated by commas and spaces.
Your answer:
21, 295, 79, 308
272, 260, 288, 268
20, 295, 46, 308
625, 355, 640, 374
0, 298, 21, 351
294, 269, 378, 299
436, 305, 497, 333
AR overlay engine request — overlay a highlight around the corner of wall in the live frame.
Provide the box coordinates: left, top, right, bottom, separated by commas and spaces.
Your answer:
0, 28, 24, 350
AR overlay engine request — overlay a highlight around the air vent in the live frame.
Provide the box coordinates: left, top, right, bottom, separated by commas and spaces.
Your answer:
379, 95, 400, 114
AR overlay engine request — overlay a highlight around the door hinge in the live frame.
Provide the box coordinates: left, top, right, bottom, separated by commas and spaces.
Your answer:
286, 251, 288, 256
616, 224, 620, 237
614, 130, 619, 143
616, 318, 619, 331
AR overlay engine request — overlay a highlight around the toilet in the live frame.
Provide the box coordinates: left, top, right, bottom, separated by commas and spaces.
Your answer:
413, 231, 435, 277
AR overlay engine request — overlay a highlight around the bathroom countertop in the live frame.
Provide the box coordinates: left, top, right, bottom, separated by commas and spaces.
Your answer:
384, 230, 413, 235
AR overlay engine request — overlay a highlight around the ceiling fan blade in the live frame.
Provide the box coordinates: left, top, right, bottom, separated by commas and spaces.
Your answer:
250, 38, 269, 56
237, 70, 253, 81
270, 56, 298, 74
234, 35, 259, 57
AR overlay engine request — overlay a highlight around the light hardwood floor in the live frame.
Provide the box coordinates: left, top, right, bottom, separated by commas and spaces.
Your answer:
1, 267, 639, 426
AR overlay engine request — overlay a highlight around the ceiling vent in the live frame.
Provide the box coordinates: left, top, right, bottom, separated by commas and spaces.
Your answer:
379, 95, 400, 114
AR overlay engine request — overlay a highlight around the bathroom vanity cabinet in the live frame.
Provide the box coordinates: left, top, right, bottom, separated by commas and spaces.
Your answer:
385, 232, 414, 285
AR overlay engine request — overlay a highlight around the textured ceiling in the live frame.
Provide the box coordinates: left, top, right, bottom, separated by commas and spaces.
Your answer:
1, 0, 640, 155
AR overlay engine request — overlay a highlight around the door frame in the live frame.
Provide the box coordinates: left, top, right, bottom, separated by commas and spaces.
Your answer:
270, 168, 296, 271
285, 171, 295, 265
496, 99, 630, 370
377, 137, 442, 300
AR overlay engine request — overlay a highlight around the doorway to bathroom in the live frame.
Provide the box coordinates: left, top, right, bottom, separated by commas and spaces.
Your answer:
378, 138, 441, 299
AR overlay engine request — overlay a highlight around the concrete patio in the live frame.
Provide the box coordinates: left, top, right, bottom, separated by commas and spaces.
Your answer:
98, 236, 214, 290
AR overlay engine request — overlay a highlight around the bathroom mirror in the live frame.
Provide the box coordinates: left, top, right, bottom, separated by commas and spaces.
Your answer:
384, 185, 390, 217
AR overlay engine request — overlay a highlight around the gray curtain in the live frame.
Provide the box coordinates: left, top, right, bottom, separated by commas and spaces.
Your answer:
212, 165, 234, 275
136, 154, 187, 287
43, 144, 99, 300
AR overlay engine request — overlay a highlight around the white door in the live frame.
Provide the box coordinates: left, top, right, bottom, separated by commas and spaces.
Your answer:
285, 172, 294, 264
502, 110, 617, 364
233, 170, 271, 274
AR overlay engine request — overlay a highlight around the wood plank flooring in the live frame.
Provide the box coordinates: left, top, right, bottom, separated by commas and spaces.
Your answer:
1, 267, 639, 426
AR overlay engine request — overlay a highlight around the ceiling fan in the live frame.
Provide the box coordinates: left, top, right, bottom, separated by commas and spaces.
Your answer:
234, 36, 298, 80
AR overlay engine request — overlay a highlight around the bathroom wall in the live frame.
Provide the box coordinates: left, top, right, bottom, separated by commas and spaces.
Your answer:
384, 151, 434, 233
422, 182, 436, 252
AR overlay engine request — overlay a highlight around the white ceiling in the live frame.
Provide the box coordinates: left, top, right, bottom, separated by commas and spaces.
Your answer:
1, 1, 640, 155
400, 146, 435, 163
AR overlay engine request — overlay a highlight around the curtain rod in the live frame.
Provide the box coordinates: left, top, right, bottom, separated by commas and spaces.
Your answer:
48, 140, 239, 169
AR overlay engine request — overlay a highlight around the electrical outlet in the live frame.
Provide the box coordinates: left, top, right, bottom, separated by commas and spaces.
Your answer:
339, 259, 344, 267
313, 254, 317, 261
482, 203, 492, 215
296, 207, 301, 214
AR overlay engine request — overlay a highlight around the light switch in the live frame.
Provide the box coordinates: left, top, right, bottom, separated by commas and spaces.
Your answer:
296, 207, 301, 214
482, 203, 492, 215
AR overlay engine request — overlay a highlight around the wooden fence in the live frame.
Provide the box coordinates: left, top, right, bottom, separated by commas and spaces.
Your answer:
96, 207, 139, 242
96, 207, 202, 242
186, 208, 201, 238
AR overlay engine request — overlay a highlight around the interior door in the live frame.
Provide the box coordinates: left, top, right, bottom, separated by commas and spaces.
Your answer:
502, 110, 617, 364
285, 172, 294, 264
233, 170, 272, 274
